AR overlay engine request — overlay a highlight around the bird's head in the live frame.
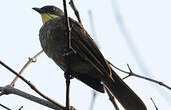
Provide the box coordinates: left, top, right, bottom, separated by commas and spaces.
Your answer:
32, 5, 64, 24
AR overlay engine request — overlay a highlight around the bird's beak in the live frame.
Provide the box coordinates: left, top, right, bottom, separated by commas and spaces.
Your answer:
32, 7, 44, 14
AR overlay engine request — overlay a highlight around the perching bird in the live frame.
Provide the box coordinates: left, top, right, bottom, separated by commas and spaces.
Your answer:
33, 5, 147, 110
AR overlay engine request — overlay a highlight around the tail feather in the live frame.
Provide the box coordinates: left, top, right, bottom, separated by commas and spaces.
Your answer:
104, 69, 147, 110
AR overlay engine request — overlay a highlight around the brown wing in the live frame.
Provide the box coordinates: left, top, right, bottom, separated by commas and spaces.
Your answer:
69, 18, 111, 77
68, 18, 147, 110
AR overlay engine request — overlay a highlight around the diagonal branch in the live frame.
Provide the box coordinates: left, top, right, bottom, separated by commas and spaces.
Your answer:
105, 87, 120, 110
18, 106, 23, 110
10, 50, 43, 87
150, 98, 158, 110
107, 61, 171, 90
0, 85, 64, 110
69, 0, 82, 25
0, 60, 65, 109
0, 103, 12, 110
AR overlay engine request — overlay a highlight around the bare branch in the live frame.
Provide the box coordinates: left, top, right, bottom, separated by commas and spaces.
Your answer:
122, 75, 130, 80
69, 0, 82, 25
0, 85, 64, 110
105, 87, 120, 110
0, 103, 12, 110
63, 0, 71, 49
10, 50, 43, 87
150, 98, 158, 110
107, 60, 171, 90
63, 0, 72, 109
0, 60, 65, 109
18, 106, 23, 110
89, 91, 97, 110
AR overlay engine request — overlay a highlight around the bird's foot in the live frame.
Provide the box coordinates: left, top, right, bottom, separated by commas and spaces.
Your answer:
64, 72, 74, 80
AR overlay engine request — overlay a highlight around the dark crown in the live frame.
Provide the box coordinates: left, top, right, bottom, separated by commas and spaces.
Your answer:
41, 5, 64, 16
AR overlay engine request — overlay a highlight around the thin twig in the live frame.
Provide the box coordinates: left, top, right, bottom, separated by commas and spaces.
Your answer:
107, 60, 171, 90
105, 87, 120, 110
0, 103, 12, 110
69, 0, 82, 25
150, 98, 158, 110
122, 75, 130, 80
63, 0, 71, 49
0, 60, 65, 109
10, 50, 43, 87
65, 73, 71, 110
18, 106, 23, 110
89, 91, 97, 110
0, 86, 65, 110
63, 0, 72, 110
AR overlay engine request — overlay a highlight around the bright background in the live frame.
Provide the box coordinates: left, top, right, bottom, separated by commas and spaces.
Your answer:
0, 0, 171, 110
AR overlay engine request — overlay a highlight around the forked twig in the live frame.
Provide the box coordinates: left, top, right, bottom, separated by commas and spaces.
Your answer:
0, 61, 65, 109
0, 86, 65, 110
10, 50, 43, 87
107, 61, 171, 90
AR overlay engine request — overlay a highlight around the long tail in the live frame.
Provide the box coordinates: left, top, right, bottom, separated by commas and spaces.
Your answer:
103, 69, 147, 110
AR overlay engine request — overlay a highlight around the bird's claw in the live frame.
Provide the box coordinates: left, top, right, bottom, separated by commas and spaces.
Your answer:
64, 72, 74, 80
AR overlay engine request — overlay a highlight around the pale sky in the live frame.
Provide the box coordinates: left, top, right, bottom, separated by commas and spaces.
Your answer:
0, 0, 171, 110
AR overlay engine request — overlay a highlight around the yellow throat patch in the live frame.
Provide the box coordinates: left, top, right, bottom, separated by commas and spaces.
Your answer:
41, 13, 58, 24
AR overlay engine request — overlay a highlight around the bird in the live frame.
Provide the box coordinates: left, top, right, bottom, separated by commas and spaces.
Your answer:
32, 5, 147, 110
